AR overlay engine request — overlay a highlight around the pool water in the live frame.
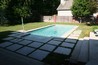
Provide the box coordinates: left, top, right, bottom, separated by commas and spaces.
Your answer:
29, 25, 76, 37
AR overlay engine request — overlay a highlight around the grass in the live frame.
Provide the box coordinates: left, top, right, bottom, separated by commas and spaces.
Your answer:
0, 22, 98, 41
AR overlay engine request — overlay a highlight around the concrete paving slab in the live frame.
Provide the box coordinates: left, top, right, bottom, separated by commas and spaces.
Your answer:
29, 50, 49, 61
69, 34, 80, 37
6, 44, 23, 51
78, 37, 89, 63
28, 42, 44, 48
41, 37, 52, 43
65, 38, 77, 43
13, 33, 30, 38
0, 42, 13, 47
54, 47, 71, 55
53, 37, 65, 41
8, 33, 18, 37
3, 37, 14, 40
40, 44, 56, 51
10, 38, 23, 43
0, 48, 45, 65
61, 42, 75, 48
47, 40, 61, 46
18, 40, 32, 45
70, 39, 83, 63
89, 38, 98, 60
9, 32, 23, 35
14, 35, 23, 38
24, 35, 52, 43
16, 47, 35, 55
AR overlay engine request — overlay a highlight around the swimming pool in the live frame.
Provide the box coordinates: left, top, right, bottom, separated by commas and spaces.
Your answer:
28, 24, 78, 37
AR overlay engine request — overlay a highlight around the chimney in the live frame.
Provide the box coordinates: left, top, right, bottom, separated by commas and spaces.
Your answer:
60, 0, 66, 5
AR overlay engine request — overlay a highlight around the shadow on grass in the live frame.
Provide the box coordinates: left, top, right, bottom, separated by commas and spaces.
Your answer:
0, 31, 14, 43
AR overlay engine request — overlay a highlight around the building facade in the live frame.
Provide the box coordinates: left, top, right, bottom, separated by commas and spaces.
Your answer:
57, 0, 73, 16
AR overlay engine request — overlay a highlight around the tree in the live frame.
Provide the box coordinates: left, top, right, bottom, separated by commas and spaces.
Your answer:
13, 0, 32, 31
43, 0, 59, 15
0, 0, 10, 25
0, 0, 60, 25
90, 0, 98, 12
71, 0, 97, 23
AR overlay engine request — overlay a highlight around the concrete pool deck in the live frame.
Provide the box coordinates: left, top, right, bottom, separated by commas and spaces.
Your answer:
70, 32, 98, 65
0, 30, 82, 65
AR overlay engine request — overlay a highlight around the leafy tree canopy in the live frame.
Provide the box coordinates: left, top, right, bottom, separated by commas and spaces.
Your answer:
14, 6, 30, 17
71, 0, 97, 17
0, 0, 10, 10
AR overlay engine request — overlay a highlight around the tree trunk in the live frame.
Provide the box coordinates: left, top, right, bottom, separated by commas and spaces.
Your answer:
80, 17, 82, 23
21, 17, 25, 31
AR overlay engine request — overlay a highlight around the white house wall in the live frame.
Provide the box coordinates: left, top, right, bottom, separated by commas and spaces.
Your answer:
93, 12, 98, 17
58, 10, 73, 16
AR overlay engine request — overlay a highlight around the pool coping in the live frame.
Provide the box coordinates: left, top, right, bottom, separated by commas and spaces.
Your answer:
61, 26, 78, 38
26, 24, 54, 32
18, 24, 78, 38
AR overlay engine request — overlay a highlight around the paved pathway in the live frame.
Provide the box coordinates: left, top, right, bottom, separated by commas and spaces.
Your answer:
89, 32, 98, 60
0, 30, 82, 65
85, 32, 98, 65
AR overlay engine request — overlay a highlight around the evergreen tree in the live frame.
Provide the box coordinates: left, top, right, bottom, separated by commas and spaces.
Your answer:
71, 0, 97, 22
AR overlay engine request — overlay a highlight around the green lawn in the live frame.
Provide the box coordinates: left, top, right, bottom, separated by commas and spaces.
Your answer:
0, 22, 98, 42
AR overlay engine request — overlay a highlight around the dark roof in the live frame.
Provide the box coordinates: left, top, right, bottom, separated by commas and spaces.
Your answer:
57, 0, 73, 11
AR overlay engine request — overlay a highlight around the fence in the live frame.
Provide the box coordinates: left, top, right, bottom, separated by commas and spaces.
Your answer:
43, 16, 79, 23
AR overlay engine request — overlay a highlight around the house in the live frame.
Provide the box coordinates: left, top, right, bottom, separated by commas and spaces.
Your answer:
57, 0, 73, 16
56, 0, 98, 23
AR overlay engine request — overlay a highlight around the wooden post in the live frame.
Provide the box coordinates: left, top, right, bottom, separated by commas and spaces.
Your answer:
54, 15, 56, 22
